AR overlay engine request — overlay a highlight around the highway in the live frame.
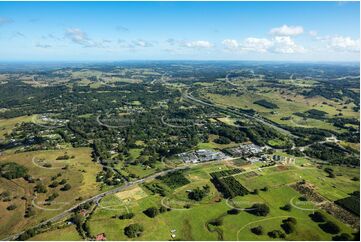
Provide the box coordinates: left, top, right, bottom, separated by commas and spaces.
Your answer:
182, 89, 297, 138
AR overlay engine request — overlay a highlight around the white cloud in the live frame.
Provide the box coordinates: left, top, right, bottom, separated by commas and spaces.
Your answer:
222, 36, 305, 54
0, 17, 13, 26
241, 38, 273, 53
327, 36, 360, 52
183, 40, 213, 49
65, 28, 109, 48
270, 25, 304, 36
272, 36, 305, 53
65, 28, 94, 47
131, 39, 154, 48
222, 39, 239, 50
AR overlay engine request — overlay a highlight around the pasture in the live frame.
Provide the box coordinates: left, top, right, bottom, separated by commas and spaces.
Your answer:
84, 161, 357, 241
0, 147, 102, 238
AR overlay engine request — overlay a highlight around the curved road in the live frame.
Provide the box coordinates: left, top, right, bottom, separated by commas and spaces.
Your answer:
182, 89, 297, 138
2, 164, 192, 241
3, 159, 228, 241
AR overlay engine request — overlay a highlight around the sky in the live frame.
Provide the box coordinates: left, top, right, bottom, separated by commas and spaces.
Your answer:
0, 1, 359, 62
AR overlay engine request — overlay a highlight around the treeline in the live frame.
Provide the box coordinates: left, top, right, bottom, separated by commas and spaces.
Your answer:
253, 99, 279, 109
304, 143, 359, 166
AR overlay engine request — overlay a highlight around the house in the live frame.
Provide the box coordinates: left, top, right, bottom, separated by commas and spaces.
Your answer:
95, 233, 107, 241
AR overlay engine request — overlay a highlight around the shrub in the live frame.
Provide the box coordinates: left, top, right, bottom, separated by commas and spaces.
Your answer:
188, 187, 209, 201
124, 223, 144, 238
143, 207, 159, 218
281, 221, 295, 234
268, 230, 285, 239
283, 217, 297, 225
0, 162, 28, 180
61, 183, 71, 191
119, 212, 134, 220
299, 196, 307, 201
251, 226, 263, 235
319, 221, 341, 234
7, 204, 17, 210
227, 208, 240, 215
309, 211, 326, 223
280, 203, 292, 211
34, 183, 47, 193
247, 203, 270, 216
48, 181, 59, 188
332, 233, 352, 241
209, 218, 223, 226
261, 186, 269, 192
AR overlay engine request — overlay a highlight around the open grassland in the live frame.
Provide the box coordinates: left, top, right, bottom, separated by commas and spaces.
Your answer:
0, 115, 35, 139
197, 134, 240, 150
0, 147, 102, 238
30, 225, 82, 241
236, 163, 359, 202
85, 161, 357, 241
204, 89, 358, 132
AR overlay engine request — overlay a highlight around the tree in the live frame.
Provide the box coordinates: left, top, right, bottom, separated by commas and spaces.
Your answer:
227, 208, 240, 215
268, 230, 285, 239
247, 203, 270, 216
124, 223, 144, 238
119, 212, 134, 220
280, 203, 292, 211
61, 183, 71, 191
188, 187, 209, 201
71, 213, 84, 227
209, 218, 223, 226
281, 220, 296, 234
333, 233, 352, 241
319, 221, 340, 234
144, 207, 159, 218
309, 211, 326, 222
251, 226, 263, 235
0, 162, 28, 180
7, 204, 17, 210
49, 181, 59, 188
34, 183, 47, 193
214, 136, 231, 144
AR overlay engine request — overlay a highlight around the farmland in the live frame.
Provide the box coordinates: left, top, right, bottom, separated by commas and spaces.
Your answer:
0, 62, 359, 240
83, 161, 358, 241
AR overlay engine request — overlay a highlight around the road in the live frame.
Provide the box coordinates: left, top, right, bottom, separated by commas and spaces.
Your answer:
225, 73, 238, 87
2, 160, 224, 241
182, 89, 297, 138
2, 164, 189, 241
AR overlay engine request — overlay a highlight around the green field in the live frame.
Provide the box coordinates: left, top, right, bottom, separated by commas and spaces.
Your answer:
30, 225, 82, 241
81, 161, 358, 241
0, 147, 102, 238
0, 115, 35, 139
204, 90, 358, 133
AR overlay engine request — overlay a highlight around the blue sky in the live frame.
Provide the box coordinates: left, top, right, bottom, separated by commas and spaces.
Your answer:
0, 1, 359, 61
